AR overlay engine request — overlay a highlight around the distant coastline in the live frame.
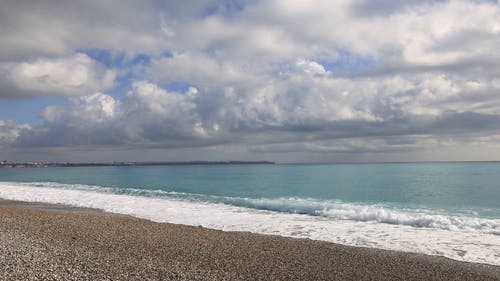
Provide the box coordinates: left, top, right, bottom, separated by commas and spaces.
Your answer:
0, 161, 275, 168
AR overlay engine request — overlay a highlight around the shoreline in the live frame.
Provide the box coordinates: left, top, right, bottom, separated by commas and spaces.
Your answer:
1, 199, 499, 280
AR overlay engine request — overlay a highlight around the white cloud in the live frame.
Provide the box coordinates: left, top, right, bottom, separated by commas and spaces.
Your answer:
0, 53, 115, 98
2, 0, 500, 161
41, 93, 118, 124
147, 52, 258, 89
123, 81, 208, 140
296, 59, 327, 76
161, 0, 500, 72
17, 81, 211, 147
0, 119, 29, 145
0, 0, 221, 60
2, 0, 499, 68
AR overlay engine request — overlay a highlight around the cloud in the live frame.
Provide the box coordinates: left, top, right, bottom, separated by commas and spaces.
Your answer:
1, 0, 500, 161
2, 0, 499, 70
0, 0, 223, 60
0, 119, 29, 146
0, 53, 115, 98
16, 81, 212, 147
14, 70, 500, 150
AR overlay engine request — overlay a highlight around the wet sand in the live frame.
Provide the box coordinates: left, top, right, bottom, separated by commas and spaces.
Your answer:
0, 200, 499, 280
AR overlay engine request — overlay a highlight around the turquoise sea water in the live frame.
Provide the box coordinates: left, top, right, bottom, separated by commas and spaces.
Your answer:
1, 163, 499, 217
0, 162, 499, 265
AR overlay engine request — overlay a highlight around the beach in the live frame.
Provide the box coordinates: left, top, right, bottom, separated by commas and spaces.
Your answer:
1, 200, 498, 281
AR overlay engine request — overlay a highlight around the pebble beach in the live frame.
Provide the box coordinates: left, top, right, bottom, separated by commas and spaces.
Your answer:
0, 200, 499, 281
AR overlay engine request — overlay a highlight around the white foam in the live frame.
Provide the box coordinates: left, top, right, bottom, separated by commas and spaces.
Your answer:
0, 181, 499, 266
222, 197, 500, 234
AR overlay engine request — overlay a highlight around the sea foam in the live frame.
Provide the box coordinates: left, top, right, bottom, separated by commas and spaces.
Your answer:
0, 181, 499, 266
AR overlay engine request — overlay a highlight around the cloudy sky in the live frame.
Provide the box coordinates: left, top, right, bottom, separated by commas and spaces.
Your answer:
1, 0, 500, 163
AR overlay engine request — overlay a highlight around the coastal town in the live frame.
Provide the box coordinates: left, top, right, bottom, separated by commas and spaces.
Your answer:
0, 161, 275, 168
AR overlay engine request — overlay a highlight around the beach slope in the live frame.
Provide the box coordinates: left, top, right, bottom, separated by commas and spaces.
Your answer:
0, 200, 498, 280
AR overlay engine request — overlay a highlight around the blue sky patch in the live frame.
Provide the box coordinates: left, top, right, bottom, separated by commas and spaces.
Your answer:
162, 51, 173, 58
0, 97, 67, 125
105, 72, 135, 97
167, 81, 194, 93
78, 48, 123, 68
78, 48, 151, 68
129, 54, 151, 66
320, 50, 378, 73
201, 0, 247, 18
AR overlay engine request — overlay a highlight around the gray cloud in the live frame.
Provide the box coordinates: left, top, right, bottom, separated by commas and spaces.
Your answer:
0, 0, 222, 60
0, 54, 115, 98
15, 81, 212, 147
1, 0, 500, 162
13, 75, 500, 150
0, 118, 29, 146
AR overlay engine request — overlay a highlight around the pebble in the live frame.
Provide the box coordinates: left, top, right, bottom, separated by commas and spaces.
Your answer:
0, 201, 499, 281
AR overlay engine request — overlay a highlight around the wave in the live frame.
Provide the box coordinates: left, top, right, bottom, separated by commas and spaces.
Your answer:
222, 197, 500, 234
1, 181, 499, 235
1, 181, 500, 266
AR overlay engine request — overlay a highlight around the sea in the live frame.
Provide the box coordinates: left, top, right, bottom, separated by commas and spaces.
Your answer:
0, 162, 499, 266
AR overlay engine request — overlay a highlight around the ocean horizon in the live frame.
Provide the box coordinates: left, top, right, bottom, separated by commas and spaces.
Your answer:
1, 162, 499, 266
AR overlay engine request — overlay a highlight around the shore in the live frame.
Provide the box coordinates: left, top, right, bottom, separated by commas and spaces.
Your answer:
0, 200, 499, 280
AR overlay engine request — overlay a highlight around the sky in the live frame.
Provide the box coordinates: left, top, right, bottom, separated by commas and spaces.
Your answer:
1, 0, 500, 163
